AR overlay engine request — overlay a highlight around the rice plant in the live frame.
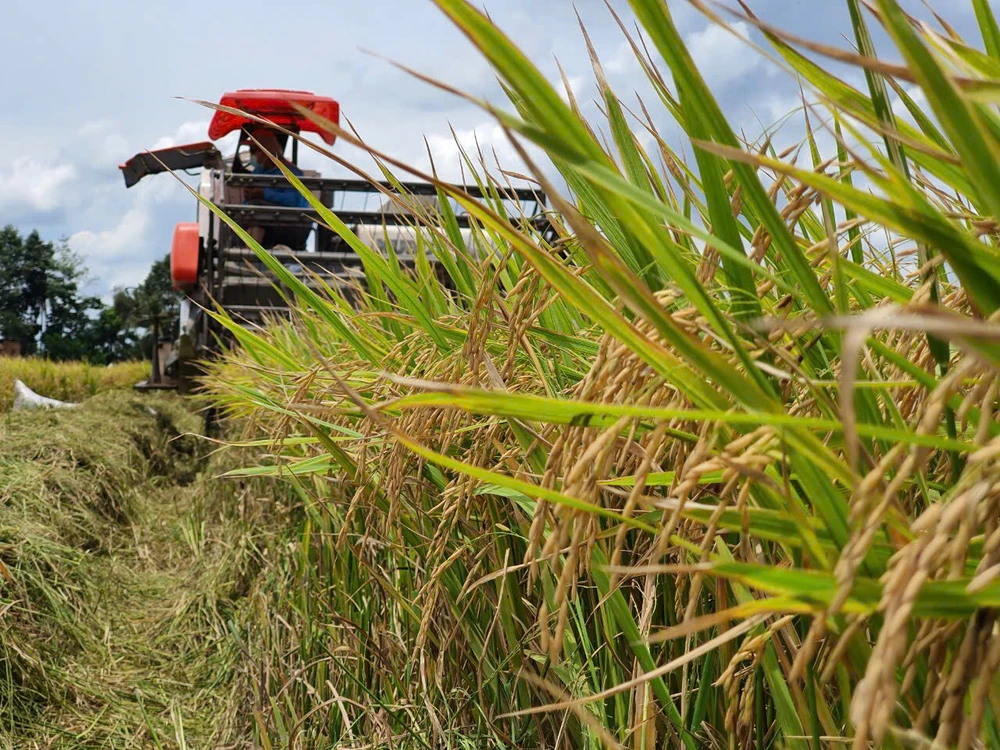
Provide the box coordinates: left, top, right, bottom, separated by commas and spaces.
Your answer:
202, 0, 1000, 746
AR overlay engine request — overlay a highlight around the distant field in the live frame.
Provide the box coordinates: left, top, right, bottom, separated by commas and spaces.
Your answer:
0, 358, 149, 411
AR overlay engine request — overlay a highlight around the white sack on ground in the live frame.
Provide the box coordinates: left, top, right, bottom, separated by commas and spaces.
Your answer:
12, 380, 78, 411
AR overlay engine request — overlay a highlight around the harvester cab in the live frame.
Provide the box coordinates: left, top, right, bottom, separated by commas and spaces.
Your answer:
119, 89, 549, 392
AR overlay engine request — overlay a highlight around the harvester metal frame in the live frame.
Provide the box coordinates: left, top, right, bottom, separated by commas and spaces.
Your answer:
193, 173, 549, 351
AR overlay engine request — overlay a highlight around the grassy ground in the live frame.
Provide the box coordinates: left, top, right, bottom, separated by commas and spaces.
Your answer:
0, 391, 273, 748
0, 358, 148, 411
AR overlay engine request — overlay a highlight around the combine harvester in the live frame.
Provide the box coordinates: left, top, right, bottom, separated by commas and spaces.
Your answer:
120, 89, 548, 392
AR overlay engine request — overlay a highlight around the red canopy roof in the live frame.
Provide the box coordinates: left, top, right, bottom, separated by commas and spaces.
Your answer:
208, 89, 340, 145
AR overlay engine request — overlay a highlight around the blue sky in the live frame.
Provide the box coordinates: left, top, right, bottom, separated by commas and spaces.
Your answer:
0, 0, 991, 297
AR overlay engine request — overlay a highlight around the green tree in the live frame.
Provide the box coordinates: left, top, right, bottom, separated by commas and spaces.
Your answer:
37, 244, 106, 360
112, 254, 180, 358
88, 307, 131, 363
0, 225, 40, 351
0, 225, 179, 364
0, 226, 179, 364
0, 226, 106, 357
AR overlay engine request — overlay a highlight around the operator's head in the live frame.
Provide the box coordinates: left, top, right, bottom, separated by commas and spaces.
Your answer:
248, 128, 282, 168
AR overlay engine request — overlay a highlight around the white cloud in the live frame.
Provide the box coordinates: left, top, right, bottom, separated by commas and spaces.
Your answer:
606, 42, 637, 75
559, 75, 587, 103
892, 83, 929, 123
423, 122, 550, 183
68, 178, 199, 297
150, 119, 239, 160
152, 119, 211, 150
75, 120, 131, 166
0, 157, 77, 213
752, 92, 805, 132
69, 205, 149, 263
55, 118, 240, 297
685, 21, 761, 89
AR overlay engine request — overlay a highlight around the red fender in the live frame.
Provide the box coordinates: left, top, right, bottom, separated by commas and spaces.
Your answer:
170, 222, 199, 290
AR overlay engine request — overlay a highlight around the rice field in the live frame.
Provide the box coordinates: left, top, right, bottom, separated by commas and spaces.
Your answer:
0, 357, 148, 411
5, 0, 1000, 747
194, 0, 1000, 747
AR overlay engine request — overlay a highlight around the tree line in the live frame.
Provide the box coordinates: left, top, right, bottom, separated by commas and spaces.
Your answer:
0, 225, 178, 363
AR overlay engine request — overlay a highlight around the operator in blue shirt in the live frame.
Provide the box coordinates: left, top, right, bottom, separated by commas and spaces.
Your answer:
243, 128, 311, 250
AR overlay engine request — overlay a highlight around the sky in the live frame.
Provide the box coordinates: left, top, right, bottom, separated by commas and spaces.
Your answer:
0, 0, 992, 299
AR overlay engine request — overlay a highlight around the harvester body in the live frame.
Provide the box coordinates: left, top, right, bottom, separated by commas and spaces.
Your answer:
119, 90, 548, 391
